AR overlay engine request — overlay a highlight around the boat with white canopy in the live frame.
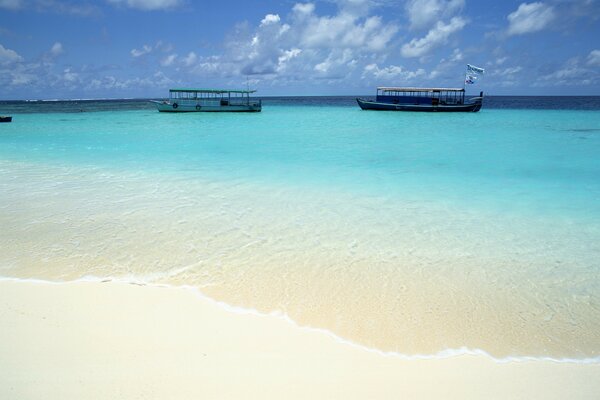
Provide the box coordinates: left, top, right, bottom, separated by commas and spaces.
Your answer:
356, 64, 485, 112
151, 88, 262, 112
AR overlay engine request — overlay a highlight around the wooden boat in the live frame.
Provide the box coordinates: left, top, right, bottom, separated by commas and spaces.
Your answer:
0, 116, 12, 123
357, 87, 483, 112
151, 88, 261, 112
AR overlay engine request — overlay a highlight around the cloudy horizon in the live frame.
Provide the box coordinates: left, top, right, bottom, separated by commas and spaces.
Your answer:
1, 0, 599, 99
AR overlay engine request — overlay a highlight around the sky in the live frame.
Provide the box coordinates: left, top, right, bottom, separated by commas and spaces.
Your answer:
0, 0, 599, 99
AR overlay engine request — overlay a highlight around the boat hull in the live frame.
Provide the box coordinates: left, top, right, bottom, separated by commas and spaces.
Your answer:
151, 101, 261, 113
0, 116, 12, 123
356, 98, 482, 112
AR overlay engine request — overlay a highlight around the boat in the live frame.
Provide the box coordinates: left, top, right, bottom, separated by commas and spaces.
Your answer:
151, 88, 262, 112
356, 87, 484, 112
357, 64, 485, 112
0, 116, 12, 123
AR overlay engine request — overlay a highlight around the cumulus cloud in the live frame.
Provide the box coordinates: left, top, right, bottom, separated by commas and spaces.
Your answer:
507, 2, 555, 36
0, 43, 23, 64
298, 12, 396, 51
401, 17, 467, 58
292, 2, 314, 15
260, 14, 281, 26
107, 0, 182, 11
204, 2, 398, 83
363, 63, 426, 81
587, 49, 600, 66
405, 0, 465, 30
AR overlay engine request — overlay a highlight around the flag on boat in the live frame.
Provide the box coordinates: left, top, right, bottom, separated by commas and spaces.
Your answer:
465, 64, 484, 85
467, 64, 485, 75
465, 75, 477, 85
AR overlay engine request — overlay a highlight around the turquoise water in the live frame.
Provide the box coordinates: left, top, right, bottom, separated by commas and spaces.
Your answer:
1, 102, 600, 359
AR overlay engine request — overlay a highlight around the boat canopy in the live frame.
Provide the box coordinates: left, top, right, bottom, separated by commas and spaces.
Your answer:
377, 87, 464, 92
169, 88, 256, 94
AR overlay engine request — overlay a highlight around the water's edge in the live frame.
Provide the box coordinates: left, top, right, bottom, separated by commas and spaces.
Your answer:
2, 275, 599, 365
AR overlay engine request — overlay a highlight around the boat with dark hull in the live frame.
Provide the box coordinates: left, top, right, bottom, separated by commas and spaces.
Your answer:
357, 87, 483, 112
151, 88, 261, 112
0, 116, 12, 123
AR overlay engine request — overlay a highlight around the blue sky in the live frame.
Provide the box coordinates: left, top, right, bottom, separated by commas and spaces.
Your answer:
0, 0, 599, 99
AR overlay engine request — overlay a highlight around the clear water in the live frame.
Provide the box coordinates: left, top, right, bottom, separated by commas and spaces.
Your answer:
1, 98, 600, 359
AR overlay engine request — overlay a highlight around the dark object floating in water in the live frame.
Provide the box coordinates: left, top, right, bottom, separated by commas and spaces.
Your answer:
0, 116, 12, 123
569, 128, 600, 132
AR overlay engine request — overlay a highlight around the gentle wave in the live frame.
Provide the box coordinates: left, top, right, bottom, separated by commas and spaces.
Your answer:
2, 275, 599, 365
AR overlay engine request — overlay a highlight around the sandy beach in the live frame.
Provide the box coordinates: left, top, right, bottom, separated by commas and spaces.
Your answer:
1, 279, 599, 400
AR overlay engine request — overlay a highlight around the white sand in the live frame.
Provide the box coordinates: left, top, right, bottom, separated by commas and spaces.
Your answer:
1, 279, 599, 399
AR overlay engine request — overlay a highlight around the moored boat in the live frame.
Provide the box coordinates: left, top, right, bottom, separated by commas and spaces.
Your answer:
357, 64, 485, 112
151, 88, 262, 112
0, 116, 12, 123
356, 88, 484, 112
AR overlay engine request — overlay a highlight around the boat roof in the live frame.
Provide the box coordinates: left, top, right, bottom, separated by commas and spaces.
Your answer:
169, 88, 256, 94
378, 87, 465, 92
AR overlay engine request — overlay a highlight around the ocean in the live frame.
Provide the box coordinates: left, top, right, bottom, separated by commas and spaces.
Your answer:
1, 96, 599, 360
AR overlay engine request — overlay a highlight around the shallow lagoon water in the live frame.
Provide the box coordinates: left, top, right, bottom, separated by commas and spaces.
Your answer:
1, 99, 599, 359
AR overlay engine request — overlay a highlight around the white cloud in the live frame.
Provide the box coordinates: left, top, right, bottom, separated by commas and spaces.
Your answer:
363, 63, 426, 81
277, 48, 301, 72
401, 17, 467, 58
541, 65, 585, 82
449, 48, 463, 62
260, 14, 280, 26
85, 70, 175, 92
292, 2, 315, 16
211, 3, 398, 81
299, 13, 396, 51
507, 2, 555, 36
587, 49, 600, 66
314, 48, 355, 76
0, 43, 23, 64
160, 53, 177, 67
405, 0, 465, 30
536, 57, 599, 87
50, 42, 64, 57
182, 51, 197, 67
62, 67, 79, 83
131, 44, 152, 57
107, 0, 181, 11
